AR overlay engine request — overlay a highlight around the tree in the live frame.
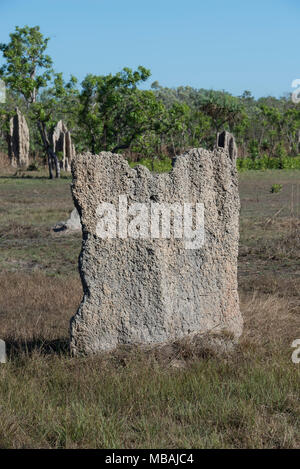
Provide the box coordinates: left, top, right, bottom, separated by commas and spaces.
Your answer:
0, 25, 76, 178
199, 90, 244, 141
0, 25, 53, 105
78, 67, 164, 154
31, 73, 78, 177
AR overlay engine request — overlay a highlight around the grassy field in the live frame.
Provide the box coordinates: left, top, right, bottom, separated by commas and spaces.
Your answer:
0, 164, 299, 449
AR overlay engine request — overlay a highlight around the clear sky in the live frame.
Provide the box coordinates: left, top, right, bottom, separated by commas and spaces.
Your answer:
0, 0, 299, 98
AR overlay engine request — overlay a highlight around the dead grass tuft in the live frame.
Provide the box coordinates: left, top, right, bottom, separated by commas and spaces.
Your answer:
240, 292, 299, 348
0, 272, 82, 350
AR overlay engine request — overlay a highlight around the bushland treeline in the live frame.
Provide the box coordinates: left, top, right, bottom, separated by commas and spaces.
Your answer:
0, 26, 300, 177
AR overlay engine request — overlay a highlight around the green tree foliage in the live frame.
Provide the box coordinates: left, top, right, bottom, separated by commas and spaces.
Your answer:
0, 25, 78, 178
199, 90, 244, 138
1, 24, 300, 173
0, 25, 53, 105
78, 67, 164, 154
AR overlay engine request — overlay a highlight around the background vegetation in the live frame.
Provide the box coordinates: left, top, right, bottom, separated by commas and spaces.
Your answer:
0, 26, 300, 177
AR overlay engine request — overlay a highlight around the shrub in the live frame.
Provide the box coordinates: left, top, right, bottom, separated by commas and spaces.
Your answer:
270, 184, 282, 193
237, 156, 300, 171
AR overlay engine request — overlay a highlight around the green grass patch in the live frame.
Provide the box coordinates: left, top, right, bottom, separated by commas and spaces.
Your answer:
0, 348, 299, 449
237, 155, 300, 171
129, 157, 172, 173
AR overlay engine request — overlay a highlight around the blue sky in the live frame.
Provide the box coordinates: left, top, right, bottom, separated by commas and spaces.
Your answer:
0, 0, 299, 98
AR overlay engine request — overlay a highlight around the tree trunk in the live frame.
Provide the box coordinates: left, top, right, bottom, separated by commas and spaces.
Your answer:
47, 152, 53, 179
37, 121, 60, 179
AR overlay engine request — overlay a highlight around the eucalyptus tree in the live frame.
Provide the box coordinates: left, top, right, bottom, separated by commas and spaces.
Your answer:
78, 67, 165, 155
0, 25, 78, 178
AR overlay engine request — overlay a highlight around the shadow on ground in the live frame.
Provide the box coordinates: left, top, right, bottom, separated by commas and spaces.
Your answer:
5, 337, 70, 358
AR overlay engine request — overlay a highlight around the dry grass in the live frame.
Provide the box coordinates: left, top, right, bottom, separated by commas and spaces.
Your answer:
0, 270, 298, 359
0, 168, 299, 448
0, 152, 10, 168
240, 292, 299, 348
0, 272, 81, 351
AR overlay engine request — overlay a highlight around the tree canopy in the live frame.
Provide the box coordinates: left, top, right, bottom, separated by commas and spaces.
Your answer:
0, 24, 300, 178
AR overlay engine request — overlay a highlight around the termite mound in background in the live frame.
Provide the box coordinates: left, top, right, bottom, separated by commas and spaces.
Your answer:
7, 107, 30, 168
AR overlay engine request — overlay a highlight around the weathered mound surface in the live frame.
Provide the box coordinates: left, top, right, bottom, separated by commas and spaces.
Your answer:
52, 120, 75, 172
70, 133, 242, 355
52, 208, 81, 234
7, 108, 30, 167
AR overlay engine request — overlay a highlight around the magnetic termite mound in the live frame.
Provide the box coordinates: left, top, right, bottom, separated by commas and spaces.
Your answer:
52, 120, 76, 172
7, 107, 30, 168
70, 131, 243, 355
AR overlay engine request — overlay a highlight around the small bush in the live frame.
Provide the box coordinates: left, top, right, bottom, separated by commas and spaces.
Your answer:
129, 156, 172, 173
270, 184, 282, 193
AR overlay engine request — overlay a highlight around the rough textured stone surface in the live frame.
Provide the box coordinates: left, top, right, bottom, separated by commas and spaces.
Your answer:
52, 120, 75, 172
70, 138, 242, 355
7, 108, 30, 167
0, 339, 6, 364
52, 207, 81, 233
